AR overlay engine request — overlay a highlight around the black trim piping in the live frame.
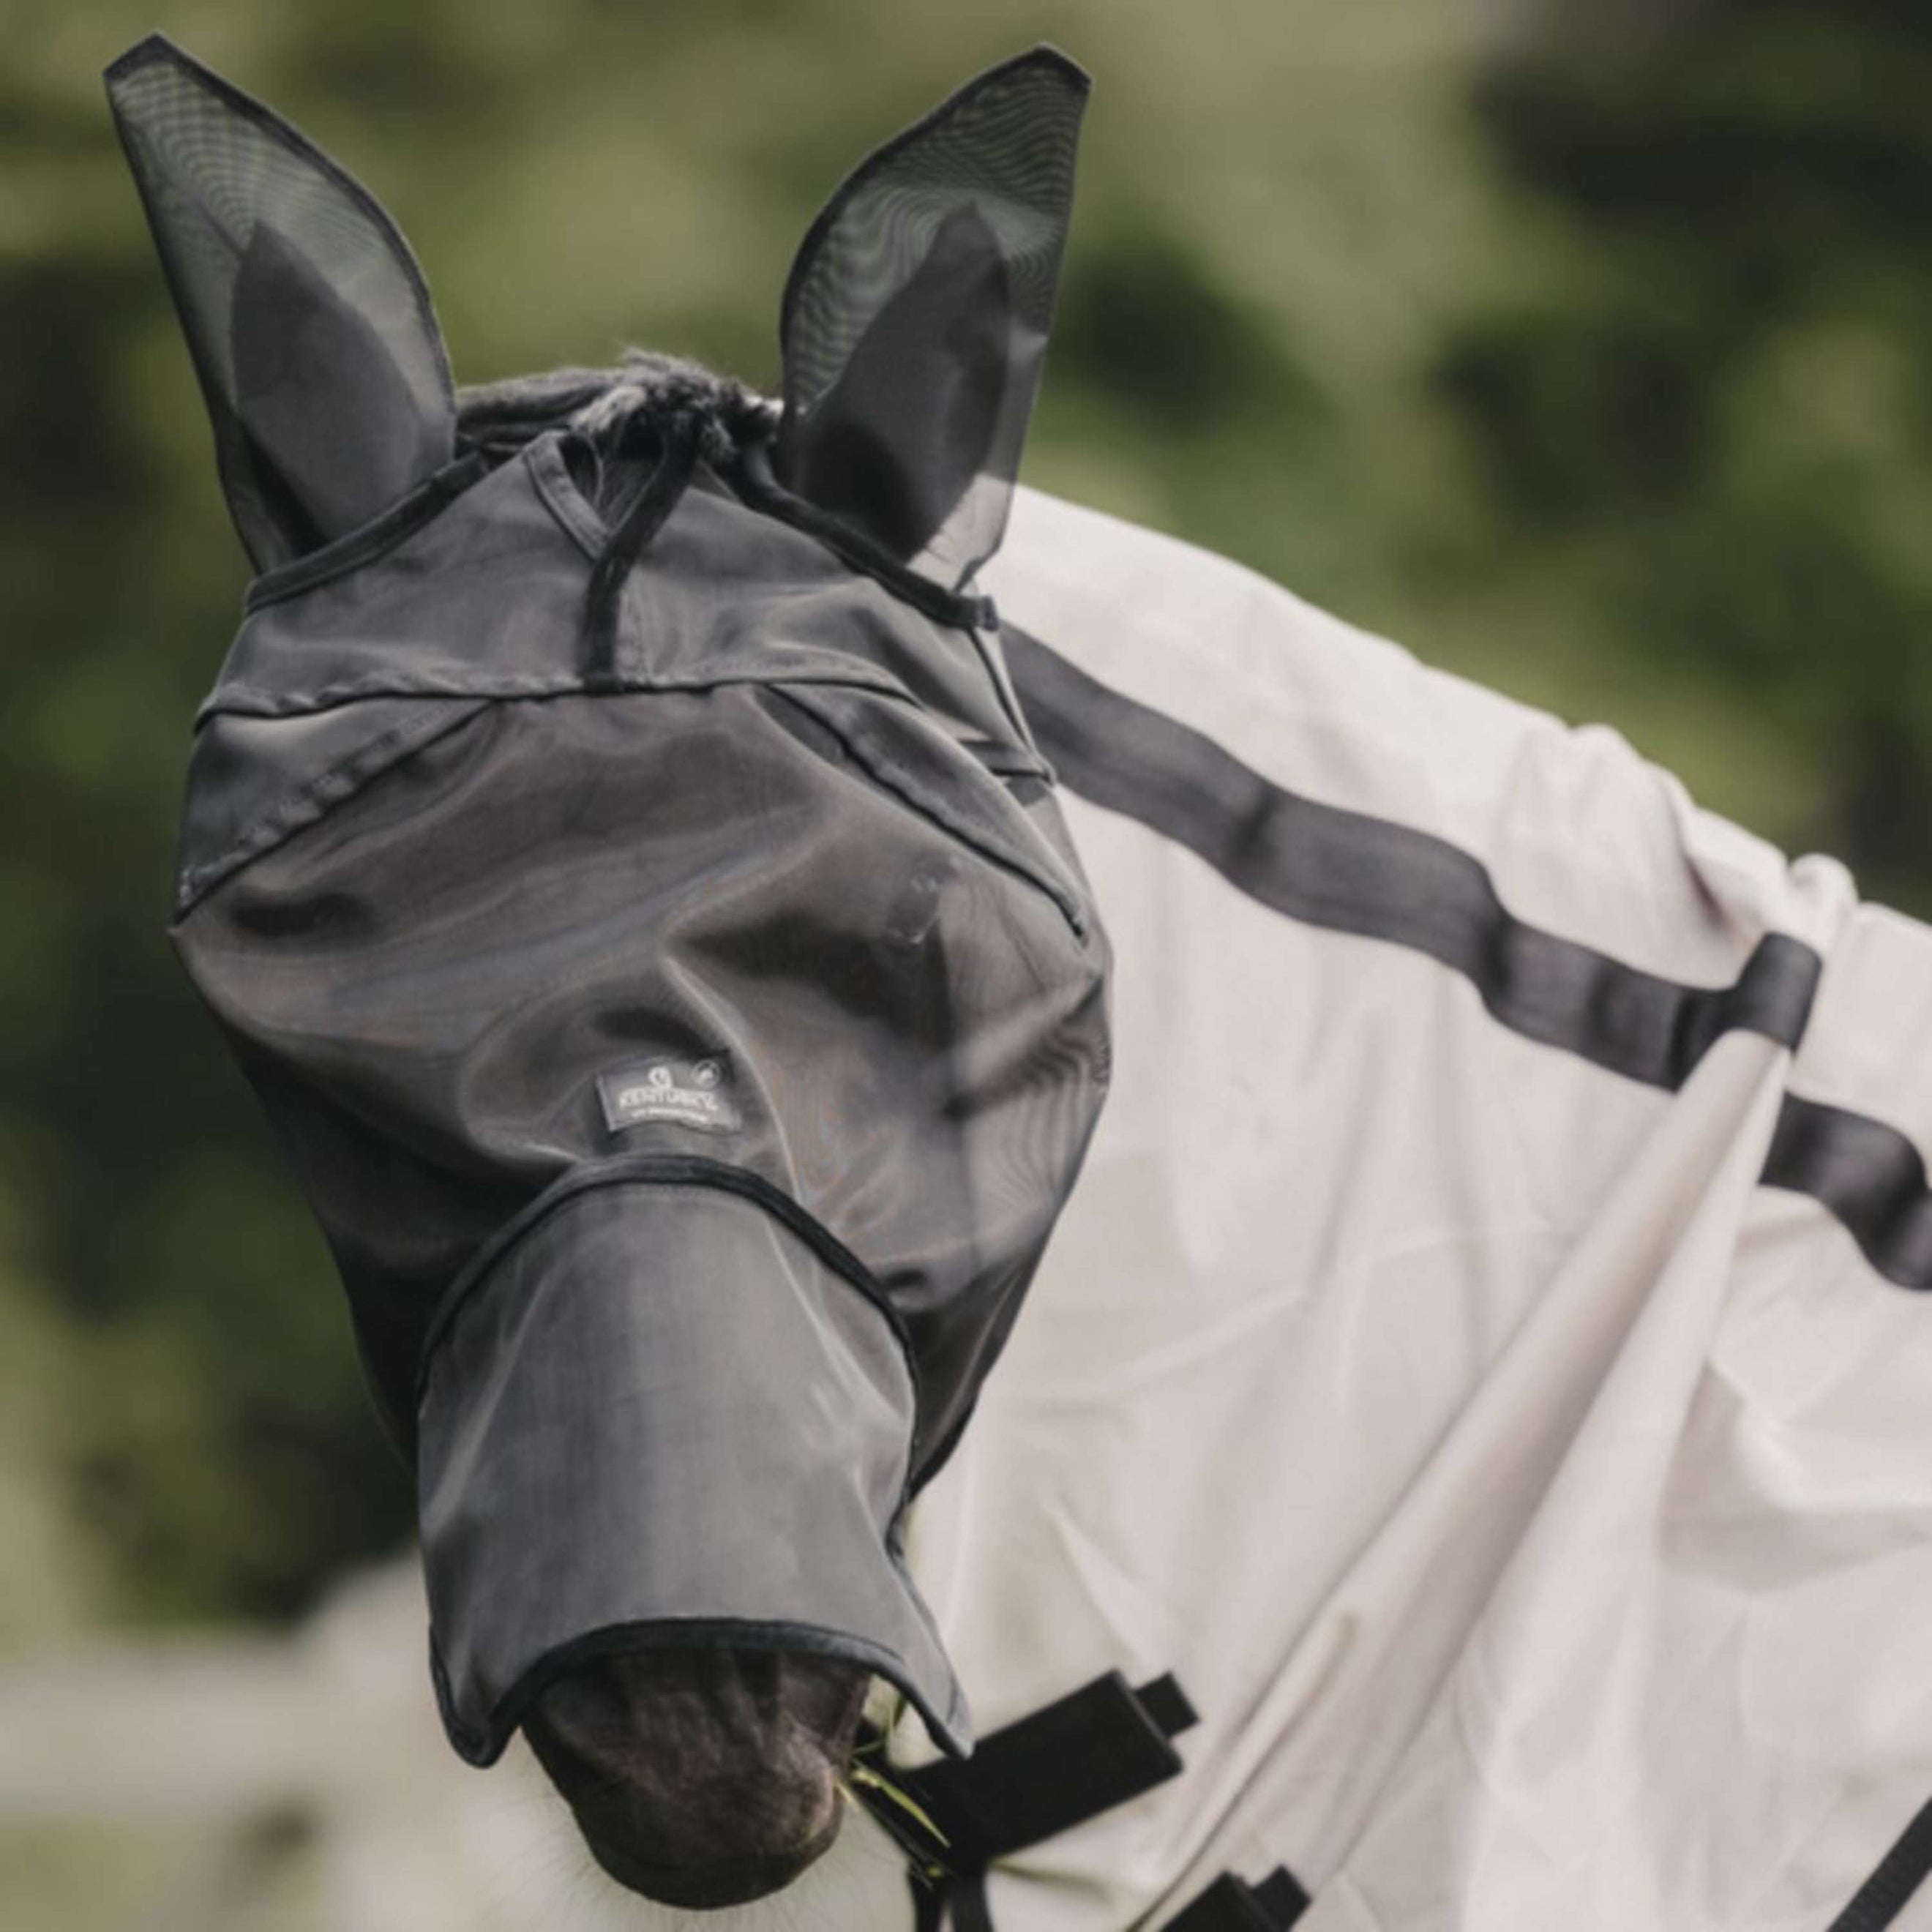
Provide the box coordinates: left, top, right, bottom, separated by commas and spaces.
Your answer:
768, 683, 1087, 937
242, 450, 490, 610
433, 1611, 955, 1770
733, 439, 998, 633
173, 696, 489, 916
413, 1152, 920, 1412
195, 660, 916, 726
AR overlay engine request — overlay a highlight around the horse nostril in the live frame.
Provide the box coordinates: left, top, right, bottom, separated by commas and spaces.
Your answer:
520, 1646, 869, 1909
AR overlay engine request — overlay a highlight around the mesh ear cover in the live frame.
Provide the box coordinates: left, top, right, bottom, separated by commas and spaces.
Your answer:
105, 34, 456, 572
775, 48, 1089, 590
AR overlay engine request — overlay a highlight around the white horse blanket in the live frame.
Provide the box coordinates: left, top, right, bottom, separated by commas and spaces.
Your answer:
859, 484, 1932, 1932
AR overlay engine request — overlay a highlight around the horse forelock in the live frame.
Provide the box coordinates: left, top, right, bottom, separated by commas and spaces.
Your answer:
455, 349, 779, 471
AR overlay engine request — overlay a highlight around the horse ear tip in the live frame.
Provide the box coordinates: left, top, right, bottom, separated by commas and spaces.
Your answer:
105, 31, 191, 89
1018, 44, 1093, 93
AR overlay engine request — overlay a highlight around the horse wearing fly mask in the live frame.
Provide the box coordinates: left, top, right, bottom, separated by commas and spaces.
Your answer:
108, 33, 1107, 1914
111, 31, 1932, 1932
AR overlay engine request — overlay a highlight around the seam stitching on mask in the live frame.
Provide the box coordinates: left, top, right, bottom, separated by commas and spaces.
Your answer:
771, 682, 1087, 937
413, 1156, 923, 1431
431, 1611, 968, 1770
172, 697, 490, 916
242, 449, 491, 610
196, 662, 917, 725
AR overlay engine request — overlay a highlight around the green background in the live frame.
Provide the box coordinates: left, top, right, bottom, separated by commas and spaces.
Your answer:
3, 0, 1928, 1665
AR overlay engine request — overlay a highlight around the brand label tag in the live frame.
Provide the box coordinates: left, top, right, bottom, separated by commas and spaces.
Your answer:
597, 1054, 742, 1137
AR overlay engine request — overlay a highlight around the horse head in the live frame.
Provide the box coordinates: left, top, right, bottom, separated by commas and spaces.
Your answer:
106, 34, 1108, 1909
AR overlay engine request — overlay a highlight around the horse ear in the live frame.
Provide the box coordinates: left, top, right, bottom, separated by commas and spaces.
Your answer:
105, 34, 457, 573
774, 48, 1089, 591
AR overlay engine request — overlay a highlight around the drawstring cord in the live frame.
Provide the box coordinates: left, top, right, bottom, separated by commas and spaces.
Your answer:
574, 400, 997, 686
731, 436, 997, 635
581, 413, 702, 685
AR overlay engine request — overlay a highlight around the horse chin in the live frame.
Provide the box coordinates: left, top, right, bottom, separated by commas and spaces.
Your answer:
520, 1646, 869, 1912
580, 1807, 845, 1910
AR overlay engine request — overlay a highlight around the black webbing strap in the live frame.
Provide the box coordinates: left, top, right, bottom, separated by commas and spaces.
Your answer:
1160, 1866, 1311, 1931
853, 1669, 1198, 1931
1830, 1796, 1932, 1931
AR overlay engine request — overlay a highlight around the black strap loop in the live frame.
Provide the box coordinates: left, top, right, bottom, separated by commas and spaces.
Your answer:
1160, 1867, 1311, 1932
853, 1669, 1197, 1932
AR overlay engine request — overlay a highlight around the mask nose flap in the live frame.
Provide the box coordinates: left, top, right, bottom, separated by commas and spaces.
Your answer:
416, 1172, 970, 1767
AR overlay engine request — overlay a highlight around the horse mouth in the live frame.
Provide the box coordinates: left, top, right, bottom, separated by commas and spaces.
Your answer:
579, 1805, 845, 1909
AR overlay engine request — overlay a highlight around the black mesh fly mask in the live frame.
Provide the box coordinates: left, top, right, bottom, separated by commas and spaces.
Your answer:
107, 34, 1108, 1767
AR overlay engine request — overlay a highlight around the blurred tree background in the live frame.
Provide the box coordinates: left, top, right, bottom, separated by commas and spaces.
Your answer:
1, 0, 1929, 1651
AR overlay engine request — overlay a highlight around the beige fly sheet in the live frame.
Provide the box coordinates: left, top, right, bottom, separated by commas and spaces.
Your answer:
874, 483, 1932, 1932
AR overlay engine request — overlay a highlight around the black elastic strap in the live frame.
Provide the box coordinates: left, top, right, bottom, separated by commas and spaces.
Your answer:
948, 1872, 997, 1932
1161, 1867, 1311, 1932
901, 1668, 1197, 1866
853, 1669, 1197, 1931
732, 438, 999, 634
582, 416, 700, 684
1000, 622, 1822, 1094
1761, 1096, 1932, 1292
912, 1882, 948, 1932
1829, 1796, 1932, 1931
1000, 624, 1932, 1293
1006, 620, 1932, 1295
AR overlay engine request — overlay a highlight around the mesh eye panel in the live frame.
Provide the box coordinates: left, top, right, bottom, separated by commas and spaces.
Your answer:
105, 34, 454, 572
777, 48, 1089, 588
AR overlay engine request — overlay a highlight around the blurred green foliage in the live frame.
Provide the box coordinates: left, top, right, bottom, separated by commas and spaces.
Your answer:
1, 0, 1928, 1635
1448, 0, 1932, 908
